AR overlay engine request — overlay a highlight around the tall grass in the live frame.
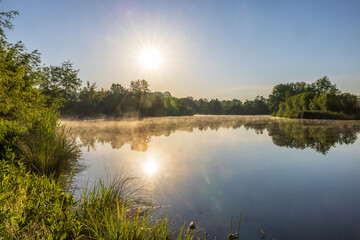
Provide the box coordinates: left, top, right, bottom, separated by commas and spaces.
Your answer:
0, 161, 197, 239
78, 175, 150, 236
76, 174, 198, 239
16, 109, 82, 178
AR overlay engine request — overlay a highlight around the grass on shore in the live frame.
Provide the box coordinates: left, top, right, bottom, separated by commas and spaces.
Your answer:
0, 159, 198, 239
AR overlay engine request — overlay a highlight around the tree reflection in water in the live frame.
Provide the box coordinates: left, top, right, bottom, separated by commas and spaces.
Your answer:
64, 116, 360, 155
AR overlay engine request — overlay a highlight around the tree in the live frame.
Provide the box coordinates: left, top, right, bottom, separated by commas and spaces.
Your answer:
129, 79, 150, 95
0, 9, 44, 120
39, 61, 81, 101
311, 76, 339, 95
267, 83, 297, 113
269, 77, 342, 116
208, 99, 224, 115
0, 8, 18, 37
110, 83, 125, 95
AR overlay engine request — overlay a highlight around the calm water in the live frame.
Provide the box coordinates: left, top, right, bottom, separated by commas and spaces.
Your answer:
64, 116, 360, 240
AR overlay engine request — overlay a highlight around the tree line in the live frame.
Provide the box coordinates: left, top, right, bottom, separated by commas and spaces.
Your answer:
37, 63, 270, 118
38, 62, 359, 119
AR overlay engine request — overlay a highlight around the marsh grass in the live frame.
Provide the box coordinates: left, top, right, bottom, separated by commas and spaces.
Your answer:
76, 174, 199, 239
16, 109, 82, 178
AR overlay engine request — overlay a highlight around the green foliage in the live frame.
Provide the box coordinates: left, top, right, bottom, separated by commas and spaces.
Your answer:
0, 14, 81, 177
39, 61, 82, 102
298, 111, 353, 120
16, 108, 82, 178
310, 76, 339, 95
276, 92, 316, 118
268, 76, 339, 114
182, 96, 270, 116
130, 79, 150, 95
39, 75, 270, 118
0, 8, 18, 37
0, 119, 23, 158
110, 83, 126, 95
273, 77, 359, 119
267, 81, 313, 113
0, 41, 44, 120
208, 99, 224, 115
242, 96, 269, 115
0, 160, 197, 240
0, 161, 79, 239
309, 92, 358, 114
75, 175, 195, 240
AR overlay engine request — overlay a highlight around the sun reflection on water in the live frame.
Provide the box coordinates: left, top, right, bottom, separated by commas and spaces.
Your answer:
144, 157, 158, 175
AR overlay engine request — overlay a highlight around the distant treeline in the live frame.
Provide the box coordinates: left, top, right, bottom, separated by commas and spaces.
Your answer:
38, 62, 269, 118
38, 62, 359, 119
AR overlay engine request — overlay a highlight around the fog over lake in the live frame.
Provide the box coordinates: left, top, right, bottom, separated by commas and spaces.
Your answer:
64, 116, 360, 240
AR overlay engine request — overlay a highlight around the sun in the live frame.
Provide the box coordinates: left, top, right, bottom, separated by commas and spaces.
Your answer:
139, 48, 162, 70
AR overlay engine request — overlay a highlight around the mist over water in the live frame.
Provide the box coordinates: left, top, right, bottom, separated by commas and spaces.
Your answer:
64, 116, 360, 239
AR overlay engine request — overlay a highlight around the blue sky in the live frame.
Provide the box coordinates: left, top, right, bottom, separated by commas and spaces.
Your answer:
2, 0, 360, 100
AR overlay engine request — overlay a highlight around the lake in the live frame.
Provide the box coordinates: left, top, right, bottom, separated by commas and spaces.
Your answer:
64, 115, 360, 240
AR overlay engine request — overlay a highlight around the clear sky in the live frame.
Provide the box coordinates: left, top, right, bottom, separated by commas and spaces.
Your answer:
2, 0, 360, 100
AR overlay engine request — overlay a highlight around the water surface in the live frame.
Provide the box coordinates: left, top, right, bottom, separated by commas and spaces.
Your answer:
64, 116, 360, 240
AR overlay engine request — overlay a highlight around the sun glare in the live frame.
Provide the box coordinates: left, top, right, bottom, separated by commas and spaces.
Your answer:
139, 48, 162, 70
144, 158, 158, 175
